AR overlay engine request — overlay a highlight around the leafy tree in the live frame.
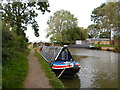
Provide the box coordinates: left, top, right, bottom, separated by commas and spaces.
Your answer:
99, 31, 110, 38
87, 24, 100, 38
1, 1, 50, 63
2, 21, 19, 63
1, 1, 50, 39
91, 2, 119, 42
65, 27, 88, 44
91, 3, 105, 25
100, 2, 118, 41
46, 10, 79, 44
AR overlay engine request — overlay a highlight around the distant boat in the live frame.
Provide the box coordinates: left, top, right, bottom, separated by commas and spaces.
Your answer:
38, 46, 81, 78
68, 44, 96, 49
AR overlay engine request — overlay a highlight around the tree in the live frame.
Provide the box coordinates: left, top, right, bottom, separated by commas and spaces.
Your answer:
91, 3, 105, 25
100, 2, 118, 41
46, 10, 78, 44
65, 27, 88, 44
99, 31, 110, 38
1, 1, 50, 63
91, 2, 119, 42
0, 1, 50, 37
2, 21, 19, 63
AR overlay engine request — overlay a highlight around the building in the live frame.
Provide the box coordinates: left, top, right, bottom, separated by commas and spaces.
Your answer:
75, 40, 87, 44
86, 38, 110, 45
75, 38, 111, 45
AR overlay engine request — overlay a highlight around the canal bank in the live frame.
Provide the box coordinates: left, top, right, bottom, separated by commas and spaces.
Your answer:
24, 49, 51, 88
68, 44, 120, 53
61, 48, 119, 88
34, 48, 65, 88
24, 48, 64, 88
26, 47, 119, 88
93, 44, 120, 53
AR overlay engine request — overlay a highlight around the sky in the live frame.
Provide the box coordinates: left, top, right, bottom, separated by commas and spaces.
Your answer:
25, 0, 106, 43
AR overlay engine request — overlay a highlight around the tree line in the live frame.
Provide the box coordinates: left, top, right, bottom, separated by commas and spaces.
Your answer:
1, 1, 50, 64
46, 10, 88, 45
88, 2, 119, 41
46, 2, 119, 45
1, 1, 119, 63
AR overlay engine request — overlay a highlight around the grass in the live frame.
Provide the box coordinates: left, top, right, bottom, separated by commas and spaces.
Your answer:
93, 44, 120, 47
34, 48, 65, 88
0, 64, 2, 89
112, 47, 120, 53
2, 51, 29, 88
93, 44, 120, 53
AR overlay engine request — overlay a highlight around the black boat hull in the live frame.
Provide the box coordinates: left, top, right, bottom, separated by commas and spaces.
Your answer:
52, 66, 80, 78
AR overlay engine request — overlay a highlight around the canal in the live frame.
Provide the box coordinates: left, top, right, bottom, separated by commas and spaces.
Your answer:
60, 48, 119, 88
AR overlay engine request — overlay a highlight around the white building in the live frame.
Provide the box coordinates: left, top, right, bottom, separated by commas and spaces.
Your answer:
75, 40, 87, 44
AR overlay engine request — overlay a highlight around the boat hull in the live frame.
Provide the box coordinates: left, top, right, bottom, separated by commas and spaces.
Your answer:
38, 46, 81, 78
52, 65, 80, 78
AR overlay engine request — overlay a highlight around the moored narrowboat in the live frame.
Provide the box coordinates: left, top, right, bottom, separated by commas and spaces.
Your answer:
38, 46, 81, 78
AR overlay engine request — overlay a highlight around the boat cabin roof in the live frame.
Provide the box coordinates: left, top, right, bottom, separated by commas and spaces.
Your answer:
39, 46, 73, 64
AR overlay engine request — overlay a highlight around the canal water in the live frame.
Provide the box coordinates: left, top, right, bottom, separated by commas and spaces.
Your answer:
60, 48, 119, 88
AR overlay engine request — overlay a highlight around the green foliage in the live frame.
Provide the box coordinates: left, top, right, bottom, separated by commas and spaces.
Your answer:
93, 44, 120, 52
1, 1, 50, 63
2, 21, 27, 63
2, 51, 28, 88
2, 22, 17, 63
2, 19, 29, 88
65, 27, 88, 44
1, 1, 50, 37
46, 10, 78, 42
90, 2, 119, 39
87, 24, 100, 38
112, 47, 120, 53
91, 3, 105, 24
1, 1, 50, 88
34, 49, 64, 88
113, 35, 120, 41
46, 10, 88, 44
99, 31, 110, 38
93, 44, 120, 47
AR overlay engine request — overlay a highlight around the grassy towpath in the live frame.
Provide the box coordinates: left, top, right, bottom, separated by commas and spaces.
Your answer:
24, 49, 51, 88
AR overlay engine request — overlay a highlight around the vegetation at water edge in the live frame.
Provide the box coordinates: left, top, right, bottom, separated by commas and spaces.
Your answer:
35, 48, 65, 88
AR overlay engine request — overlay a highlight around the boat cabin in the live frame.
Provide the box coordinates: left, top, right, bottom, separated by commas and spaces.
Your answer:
38, 46, 74, 64
57, 47, 73, 61
38, 46, 81, 78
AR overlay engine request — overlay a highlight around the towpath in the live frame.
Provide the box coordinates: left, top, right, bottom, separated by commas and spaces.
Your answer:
24, 49, 51, 88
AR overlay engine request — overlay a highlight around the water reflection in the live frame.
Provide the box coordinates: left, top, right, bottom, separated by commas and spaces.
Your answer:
61, 48, 119, 88
60, 75, 81, 88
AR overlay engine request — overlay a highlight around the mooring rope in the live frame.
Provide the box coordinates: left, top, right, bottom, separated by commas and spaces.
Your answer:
57, 61, 70, 78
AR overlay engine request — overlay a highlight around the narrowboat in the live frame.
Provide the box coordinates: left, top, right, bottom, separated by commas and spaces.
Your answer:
38, 46, 81, 78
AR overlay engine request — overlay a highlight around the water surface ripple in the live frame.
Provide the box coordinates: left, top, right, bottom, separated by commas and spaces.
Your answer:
60, 48, 119, 88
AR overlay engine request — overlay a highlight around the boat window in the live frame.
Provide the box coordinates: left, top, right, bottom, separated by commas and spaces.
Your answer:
57, 48, 74, 61
61, 49, 68, 60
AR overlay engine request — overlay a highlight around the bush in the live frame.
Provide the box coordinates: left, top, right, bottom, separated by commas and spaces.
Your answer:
2, 52, 28, 88
112, 47, 120, 53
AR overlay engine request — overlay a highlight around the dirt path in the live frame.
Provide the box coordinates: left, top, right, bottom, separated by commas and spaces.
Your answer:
24, 49, 51, 88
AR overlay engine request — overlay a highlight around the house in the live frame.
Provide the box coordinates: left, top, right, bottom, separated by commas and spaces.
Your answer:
86, 38, 110, 45
75, 40, 87, 44
75, 38, 111, 45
